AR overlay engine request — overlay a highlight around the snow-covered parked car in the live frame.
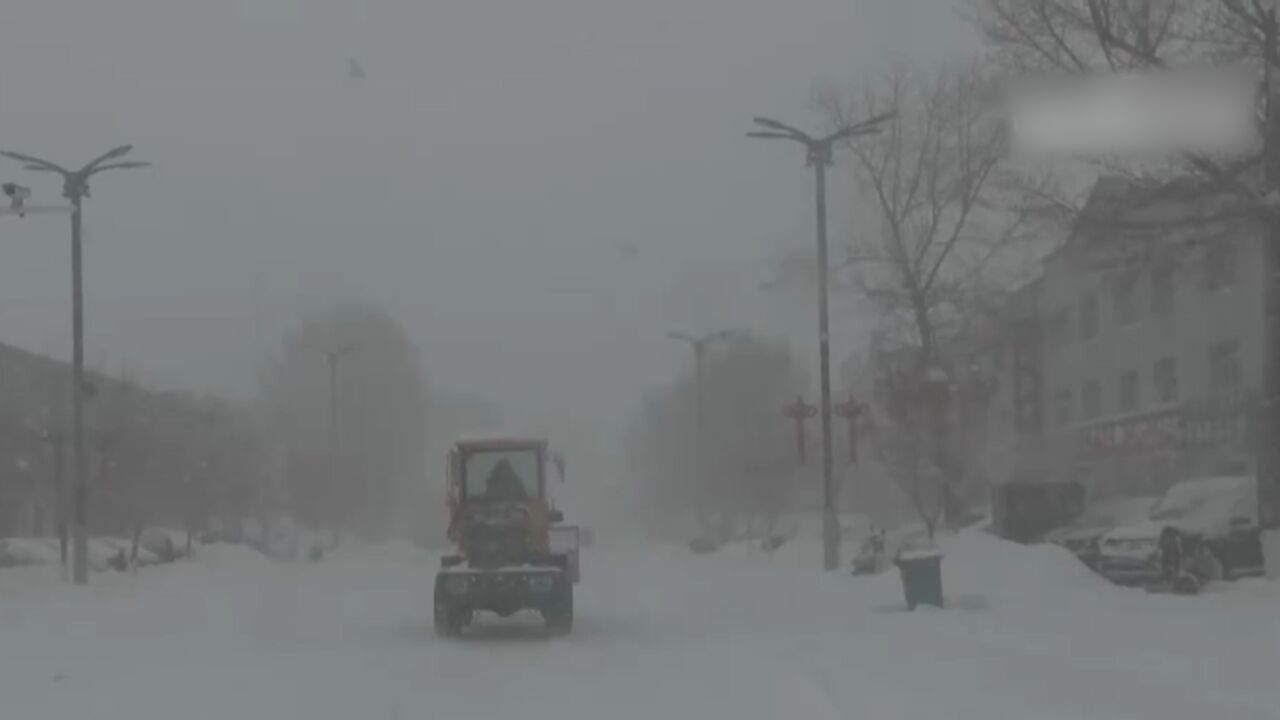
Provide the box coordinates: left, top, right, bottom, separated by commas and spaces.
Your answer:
1097, 476, 1261, 585
93, 537, 162, 569
1042, 496, 1158, 570
140, 528, 188, 562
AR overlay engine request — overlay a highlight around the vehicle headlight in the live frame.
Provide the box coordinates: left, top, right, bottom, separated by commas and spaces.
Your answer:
528, 574, 554, 593
445, 574, 471, 595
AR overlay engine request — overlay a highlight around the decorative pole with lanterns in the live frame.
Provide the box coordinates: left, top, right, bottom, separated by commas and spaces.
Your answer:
782, 395, 818, 465
833, 392, 866, 465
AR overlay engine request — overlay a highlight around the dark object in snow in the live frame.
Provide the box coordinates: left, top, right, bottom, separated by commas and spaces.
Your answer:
1146, 571, 1203, 596
689, 536, 718, 554
1146, 531, 1221, 595
990, 481, 1085, 543
309, 546, 324, 562
896, 548, 944, 610
852, 528, 889, 576
761, 534, 787, 553
1159, 526, 1183, 584
851, 551, 878, 576
109, 548, 128, 573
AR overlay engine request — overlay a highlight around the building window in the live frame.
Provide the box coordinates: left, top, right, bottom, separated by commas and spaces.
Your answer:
1151, 258, 1175, 316
1119, 370, 1140, 413
1082, 379, 1101, 420
1055, 388, 1073, 426
1204, 241, 1237, 291
1045, 308, 1070, 350
1112, 270, 1139, 325
1208, 340, 1242, 391
1079, 293, 1099, 341
1153, 356, 1178, 404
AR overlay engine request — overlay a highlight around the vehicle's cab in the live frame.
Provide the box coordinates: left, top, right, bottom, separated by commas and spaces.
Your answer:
445, 437, 561, 568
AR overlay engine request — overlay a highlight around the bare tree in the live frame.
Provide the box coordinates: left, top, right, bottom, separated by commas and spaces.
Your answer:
260, 301, 429, 540
819, 62, 1042, 528
974, 0, 1276, 203
627, 333, 806, 542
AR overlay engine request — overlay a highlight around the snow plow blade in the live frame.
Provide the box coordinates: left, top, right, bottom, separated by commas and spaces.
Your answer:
550, 525, 581, 584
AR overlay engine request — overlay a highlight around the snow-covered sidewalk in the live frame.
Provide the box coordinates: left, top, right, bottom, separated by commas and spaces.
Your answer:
0, 533, 1275, 720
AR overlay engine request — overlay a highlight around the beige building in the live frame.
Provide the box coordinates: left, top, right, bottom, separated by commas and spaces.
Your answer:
1006, 177, 1263, 498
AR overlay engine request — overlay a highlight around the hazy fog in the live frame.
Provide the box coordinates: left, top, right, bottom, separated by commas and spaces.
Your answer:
0, 0, 974, 478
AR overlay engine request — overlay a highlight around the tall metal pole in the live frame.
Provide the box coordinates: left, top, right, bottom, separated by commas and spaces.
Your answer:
0, 145, 150, 585
1261, 9, 1280, 578
812, 144, 838, 572
53, 433, 67, 569
693, 342, 706, 523
326, 351, 340, 539
69, 190, 89, 585
322, 345, 355, 543
748, 112, 891, 570
668, 330, 736, 533
327, 352, 339, 463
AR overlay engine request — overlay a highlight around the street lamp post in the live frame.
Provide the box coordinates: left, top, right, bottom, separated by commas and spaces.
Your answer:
43, 429, 68, 569
667, 330, 737, 531
0, 146, 150, 585
322, 344, 357, 542
748, 112, 891, 571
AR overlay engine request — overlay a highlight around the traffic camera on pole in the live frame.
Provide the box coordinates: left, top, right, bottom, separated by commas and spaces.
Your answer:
2, 182, 31, 217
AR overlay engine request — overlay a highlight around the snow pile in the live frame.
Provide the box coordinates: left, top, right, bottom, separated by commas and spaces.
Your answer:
927, 529, 1114, 603
326, 538, 431, 567
0, 538, 62, 567
188, 542, 275, 573
0, 537, 165, 571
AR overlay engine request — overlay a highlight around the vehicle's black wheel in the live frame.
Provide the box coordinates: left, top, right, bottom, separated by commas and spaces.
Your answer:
434, 596, 465, 637
544, 584, 573, 635
1174, 574, 1200, 595
1212, 549, 1232, 581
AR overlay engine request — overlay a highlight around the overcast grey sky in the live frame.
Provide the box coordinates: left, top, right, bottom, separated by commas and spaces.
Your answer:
0, 0, 974, 449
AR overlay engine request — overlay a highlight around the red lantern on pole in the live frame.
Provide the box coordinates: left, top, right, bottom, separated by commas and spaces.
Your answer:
783, 394, 818, 464
834, 392, 865, 465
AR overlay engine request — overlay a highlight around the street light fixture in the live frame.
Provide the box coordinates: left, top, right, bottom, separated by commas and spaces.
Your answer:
0, 145, 150, 585
748, 112, 892, 571
667, 330, 739, 531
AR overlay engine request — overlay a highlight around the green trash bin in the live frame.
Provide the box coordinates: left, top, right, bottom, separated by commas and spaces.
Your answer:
896, 548, 944, 611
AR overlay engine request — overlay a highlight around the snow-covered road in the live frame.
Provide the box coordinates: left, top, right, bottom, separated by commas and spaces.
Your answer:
1, 534, 1277, 720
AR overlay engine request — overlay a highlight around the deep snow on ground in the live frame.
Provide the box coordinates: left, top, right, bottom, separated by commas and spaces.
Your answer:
0, 533, 1277, 720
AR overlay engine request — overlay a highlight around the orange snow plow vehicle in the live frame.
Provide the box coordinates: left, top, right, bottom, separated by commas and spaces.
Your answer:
434, 436, 579, 636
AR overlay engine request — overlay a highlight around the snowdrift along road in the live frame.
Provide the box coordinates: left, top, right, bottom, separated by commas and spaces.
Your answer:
0, 531, 1276, 720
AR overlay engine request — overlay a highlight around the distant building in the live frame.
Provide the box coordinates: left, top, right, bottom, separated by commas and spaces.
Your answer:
997, 177, 1263, 498
0, 341, 245, 537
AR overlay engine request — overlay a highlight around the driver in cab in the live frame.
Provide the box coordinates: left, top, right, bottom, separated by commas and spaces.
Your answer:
481, 459, 529, 503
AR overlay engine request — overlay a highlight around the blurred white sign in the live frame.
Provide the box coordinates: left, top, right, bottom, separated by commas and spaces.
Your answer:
1005, 69, 1259, 159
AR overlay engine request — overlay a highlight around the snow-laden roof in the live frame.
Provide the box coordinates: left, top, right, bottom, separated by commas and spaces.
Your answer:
1044, 496, 1158, 541
454, 432, 548, 448
1147, 475, 1256, 532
